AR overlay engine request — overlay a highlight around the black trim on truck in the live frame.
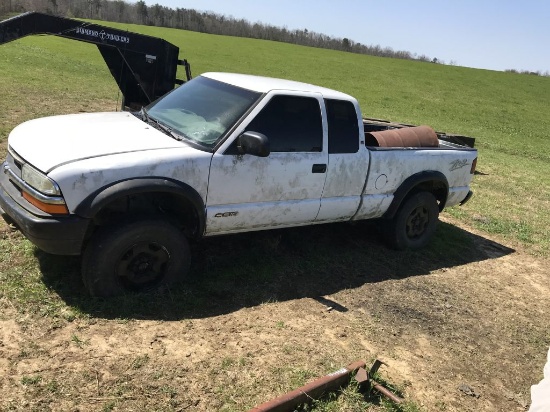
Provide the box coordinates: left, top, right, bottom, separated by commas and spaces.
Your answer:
460, 190, 474, 206
74, 177, 206, 239
0, 171, 91, 255
383, 171, 449, 219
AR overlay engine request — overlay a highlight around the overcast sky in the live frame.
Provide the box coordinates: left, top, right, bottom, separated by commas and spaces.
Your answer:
131, 0, 549, 73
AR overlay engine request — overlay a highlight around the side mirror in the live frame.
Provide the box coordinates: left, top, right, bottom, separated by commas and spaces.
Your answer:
238, 131, 270, 157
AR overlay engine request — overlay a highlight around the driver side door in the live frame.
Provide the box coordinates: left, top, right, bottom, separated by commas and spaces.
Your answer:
205, 93, 328, 234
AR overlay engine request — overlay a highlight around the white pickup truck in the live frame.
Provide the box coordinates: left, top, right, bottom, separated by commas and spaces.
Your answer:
0, 72, 477, 296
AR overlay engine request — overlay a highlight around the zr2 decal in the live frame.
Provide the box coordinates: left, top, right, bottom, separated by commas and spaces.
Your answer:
449, 159, 469, 171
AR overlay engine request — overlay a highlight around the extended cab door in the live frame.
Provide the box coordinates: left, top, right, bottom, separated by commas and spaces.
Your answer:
316, 99, 369, 221
205, 92, 328, 234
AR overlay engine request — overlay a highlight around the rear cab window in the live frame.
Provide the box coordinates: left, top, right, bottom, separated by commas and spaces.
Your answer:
325, 99, 359, 154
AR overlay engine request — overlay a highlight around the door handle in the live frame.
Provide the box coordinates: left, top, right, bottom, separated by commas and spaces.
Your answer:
312, 164, 327, 173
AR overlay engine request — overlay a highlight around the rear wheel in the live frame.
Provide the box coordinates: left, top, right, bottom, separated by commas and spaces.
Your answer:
384, 192, 439, 250
82, 219, 190, 297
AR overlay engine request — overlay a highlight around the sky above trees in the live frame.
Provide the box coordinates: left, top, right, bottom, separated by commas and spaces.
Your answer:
138, 0, 549, 73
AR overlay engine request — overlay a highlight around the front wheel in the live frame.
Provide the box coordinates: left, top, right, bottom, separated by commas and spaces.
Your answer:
383, 192, 439, 250
82, 219, 190, 297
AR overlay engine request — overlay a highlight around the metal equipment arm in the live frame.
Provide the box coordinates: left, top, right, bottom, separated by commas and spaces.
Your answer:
0, 12, 192, 108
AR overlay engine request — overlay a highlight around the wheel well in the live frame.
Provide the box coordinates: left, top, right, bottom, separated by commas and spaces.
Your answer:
383, 172, 449, 219
408, 181, 447, 211
91, 192, 201, 239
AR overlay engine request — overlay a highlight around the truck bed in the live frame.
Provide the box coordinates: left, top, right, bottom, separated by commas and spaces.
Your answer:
363, 118, 476, 149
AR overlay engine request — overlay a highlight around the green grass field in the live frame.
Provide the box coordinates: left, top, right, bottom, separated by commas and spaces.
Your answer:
0, 20, 549, 411
1, 20, 548, 255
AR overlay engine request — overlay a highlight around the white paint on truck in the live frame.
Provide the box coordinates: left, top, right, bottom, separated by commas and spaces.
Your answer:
8, 112, 183, 173
4, 72, 477, 232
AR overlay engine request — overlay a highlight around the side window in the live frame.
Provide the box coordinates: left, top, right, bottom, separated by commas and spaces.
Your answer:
326, 99, 359, 154
246, 95, 323, 152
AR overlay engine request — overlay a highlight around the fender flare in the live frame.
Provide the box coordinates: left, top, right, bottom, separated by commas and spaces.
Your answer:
74, 177, 206, 237
383, 171, 449, 219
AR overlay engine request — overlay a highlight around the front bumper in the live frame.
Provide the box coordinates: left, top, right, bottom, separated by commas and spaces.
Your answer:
0, 167, 91, 255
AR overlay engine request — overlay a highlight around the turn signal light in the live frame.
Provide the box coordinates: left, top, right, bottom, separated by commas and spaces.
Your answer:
470, 157, 477, 174
23, 191, 69, 215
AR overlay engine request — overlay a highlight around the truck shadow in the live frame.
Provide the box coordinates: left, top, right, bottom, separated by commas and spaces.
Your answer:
36, 220, 514, 320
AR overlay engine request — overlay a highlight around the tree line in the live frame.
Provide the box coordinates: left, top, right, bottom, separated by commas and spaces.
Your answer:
1, 0, 549, 75
505, 69, 550, 77
1, 0, 444, 62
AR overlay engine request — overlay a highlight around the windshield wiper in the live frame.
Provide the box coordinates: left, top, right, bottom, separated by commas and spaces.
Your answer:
140, 107, 184, 141
153, 119, 184, 141
140, 106, 150, 122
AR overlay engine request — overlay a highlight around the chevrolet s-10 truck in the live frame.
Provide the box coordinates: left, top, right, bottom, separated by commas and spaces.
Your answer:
0, 72, 477, 296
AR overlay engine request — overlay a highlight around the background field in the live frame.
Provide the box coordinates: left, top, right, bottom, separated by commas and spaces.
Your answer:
0, 20, 549, 411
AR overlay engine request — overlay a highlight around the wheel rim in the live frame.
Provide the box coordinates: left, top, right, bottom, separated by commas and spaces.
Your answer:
116, 241, 170, 291
405, 205, 430, 239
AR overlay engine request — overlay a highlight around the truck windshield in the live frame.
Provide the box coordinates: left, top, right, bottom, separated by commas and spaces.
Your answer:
146, 76, 261, 148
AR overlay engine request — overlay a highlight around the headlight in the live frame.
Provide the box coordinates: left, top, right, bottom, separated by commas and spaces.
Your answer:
19, 164, 68, 214
21, 164, 61, 195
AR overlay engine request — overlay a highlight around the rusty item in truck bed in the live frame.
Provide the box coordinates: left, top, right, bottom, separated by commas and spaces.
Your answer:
365, 125, 439, 147
0, 12, 192, 108
363, 117, 476, 148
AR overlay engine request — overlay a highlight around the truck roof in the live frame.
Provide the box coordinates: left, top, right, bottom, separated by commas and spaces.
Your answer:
202, 72, 356, 101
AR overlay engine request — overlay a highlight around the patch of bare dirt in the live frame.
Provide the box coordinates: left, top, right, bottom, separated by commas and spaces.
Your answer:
0, 215, 548, 411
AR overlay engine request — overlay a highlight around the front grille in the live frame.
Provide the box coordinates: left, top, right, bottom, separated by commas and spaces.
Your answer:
7, 146, 24, 178
5, 147, 25, 193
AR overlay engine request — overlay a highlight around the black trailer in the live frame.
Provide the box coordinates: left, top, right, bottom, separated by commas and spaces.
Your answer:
0, 12, 192, 109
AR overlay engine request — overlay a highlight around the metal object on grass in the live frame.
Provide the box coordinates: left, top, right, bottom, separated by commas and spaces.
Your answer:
355, 359, 404, 404
247, 360, 366, 412
248, 358, 405, 411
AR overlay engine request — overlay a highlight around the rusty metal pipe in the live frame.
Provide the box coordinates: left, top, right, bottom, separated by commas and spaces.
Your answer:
247, 360, 366, 412
365, 125, 439, 148
372, 381, 404, 404
355, 362, 405, 405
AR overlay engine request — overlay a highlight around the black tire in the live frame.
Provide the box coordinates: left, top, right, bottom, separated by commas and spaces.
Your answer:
82, 219, 190, 297
384, 192, 439, 250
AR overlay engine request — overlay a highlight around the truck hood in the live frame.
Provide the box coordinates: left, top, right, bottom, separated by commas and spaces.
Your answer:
8, 112, 186, 172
